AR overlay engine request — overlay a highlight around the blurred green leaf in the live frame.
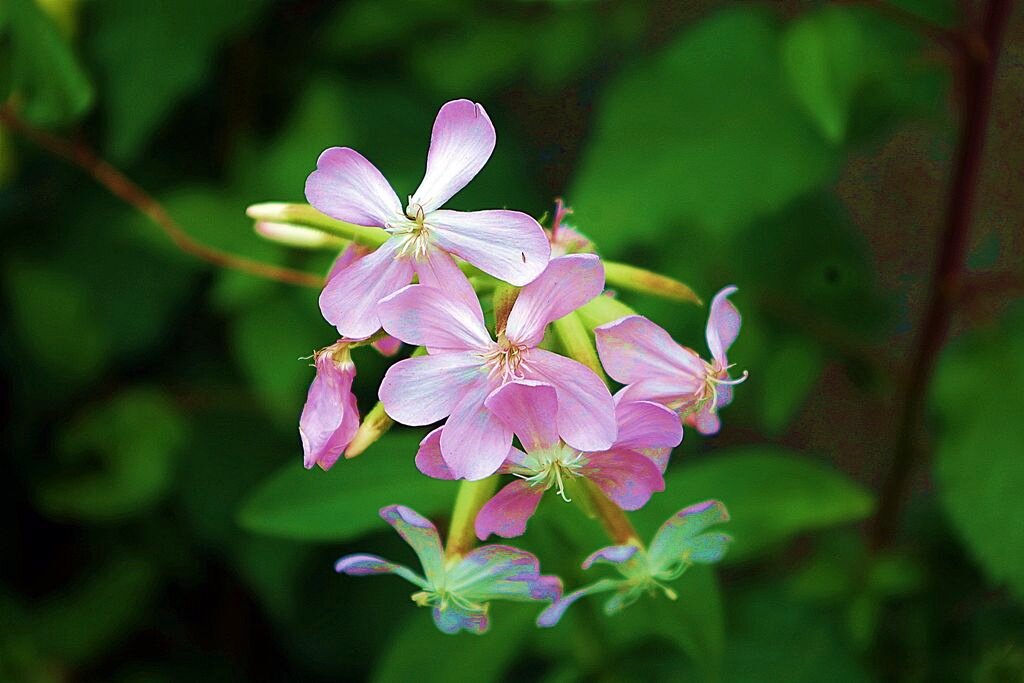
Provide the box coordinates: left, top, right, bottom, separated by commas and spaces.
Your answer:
373, 604, 535, 683
604, 566, 725, 681
87, 0, 270, 160
26, 556, 158, 666
5, 0, 93, 125
934, 307, 1024, 598
571, 8, 837, 253
759, 336, 824, 434
4, 259, 109, 383
782, 7, 868, 143
238, 429, 453, 541
37, 387, 185, 520
636, 447, 875, 563
725, 587, 869, 682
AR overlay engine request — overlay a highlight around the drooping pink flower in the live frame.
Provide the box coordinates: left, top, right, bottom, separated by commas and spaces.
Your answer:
306, 99, 551, 339
377, 254, 616, 480
595, 286, 746, 435
326, 244, 402, 356
300, 342, 360, 470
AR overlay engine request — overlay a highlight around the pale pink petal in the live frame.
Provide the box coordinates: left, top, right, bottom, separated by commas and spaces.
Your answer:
685, 405, 722, 436
428, 209, 550, 286
581, 449, 665, 511
706, 286, 741, 365
440, 381, 513, 480
612, 400, 683, 472
379, 352, 487, 426
414, 427, 455, 480
524, 349, 616, 452
505, 254, 605, 347
483, 380, 561, 454
299, 354, 359, 470
319, 238, 414, 339
409, 100, 496, 213
474, 480, 544, 540
305, 147, 403, 227
595, 315, 704, 386
412, 245, 480, 314
377, 284, 490, 352
614, 377, 703, 407
326, 243, 371, 281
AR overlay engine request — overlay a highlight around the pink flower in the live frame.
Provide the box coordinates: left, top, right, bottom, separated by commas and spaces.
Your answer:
299, 342, 360, 470
306, 99, 551, 339
413, 380, 681, 539
595, 286, 746, 435
377, 254, 616, 480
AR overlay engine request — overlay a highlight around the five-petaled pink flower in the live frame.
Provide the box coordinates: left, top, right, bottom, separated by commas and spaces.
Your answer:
300, 342, 360, 470
413, 380, 683, 539
595, 286, 746, 435
377, 254, 616, 480
307, 99, 551, 339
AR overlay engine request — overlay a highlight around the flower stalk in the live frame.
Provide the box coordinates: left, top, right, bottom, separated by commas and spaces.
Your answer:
445, 477, 500, 559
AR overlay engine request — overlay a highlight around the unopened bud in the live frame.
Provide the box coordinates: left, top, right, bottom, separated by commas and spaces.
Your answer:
255, 221, 347, 249
602, 261, 702, 305
575, 293, 638, 331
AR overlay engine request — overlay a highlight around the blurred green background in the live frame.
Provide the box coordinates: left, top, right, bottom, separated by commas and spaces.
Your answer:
2, 0, 1022, 681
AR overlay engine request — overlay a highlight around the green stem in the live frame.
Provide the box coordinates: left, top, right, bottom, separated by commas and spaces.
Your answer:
445, 478, 499, 559
552, 311, 608, 384
582, 480, 641, 546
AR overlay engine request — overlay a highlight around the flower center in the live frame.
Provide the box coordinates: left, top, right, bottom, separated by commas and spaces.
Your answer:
512, 445, 586, 502
410, 588, 485, 614
387, 203, 431, 259
481, 335, 529, 382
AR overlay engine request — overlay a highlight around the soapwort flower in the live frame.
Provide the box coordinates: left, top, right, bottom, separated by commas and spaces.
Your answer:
413, 381, 682, 538
377, 254, 616, 480
326, 244, 402, 355
335, 505, 561, 635
299, 342, 359, 470
536, 500, 731, 626
307, 99, 550, 339
595, 286, 746, 435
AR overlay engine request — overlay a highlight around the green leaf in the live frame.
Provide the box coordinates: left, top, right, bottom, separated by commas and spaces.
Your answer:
5, 0, 93, 125
87, 0, 270, 160
36, 388, 186, 520
372, 604, 535, 683
604, 566, 725, 681
238, 430, 454, 541
782, 7, 868, 143
636, 447, 874, 563
570, 8, 837, 253
759, 336, 824, 435
934, 307, 1024, 598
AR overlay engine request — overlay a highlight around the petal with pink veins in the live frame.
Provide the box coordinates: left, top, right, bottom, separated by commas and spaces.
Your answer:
582, 449, 665, 511
379, 352, 487, 426
378, 283, 491, 352
505, 254, 605, 347
706, 286, 740, 365
409, 100, 496, 213
483, 380, 561, 453
595, 315, 704, 386
440, 381, 513, 480
319, 238, 414, 339
299, 354, 359, 471
305, 147, 403, 227
428, 209, 550, 286
474, 480, 544, 540
525, 349, 616, 452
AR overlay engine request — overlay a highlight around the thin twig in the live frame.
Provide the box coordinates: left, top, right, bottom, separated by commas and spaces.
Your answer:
0, 106, 324, 289
870, 0, 1014, 548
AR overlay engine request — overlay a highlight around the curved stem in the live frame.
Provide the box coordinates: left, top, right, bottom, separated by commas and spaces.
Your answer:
870, 0, 1014, 548
0, 106, 324, 289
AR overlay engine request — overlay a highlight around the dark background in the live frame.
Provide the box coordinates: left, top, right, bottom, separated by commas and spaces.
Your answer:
1, 0, 1023, 681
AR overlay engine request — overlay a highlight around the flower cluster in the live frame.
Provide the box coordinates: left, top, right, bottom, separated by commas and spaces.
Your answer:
271, 99, 745, 634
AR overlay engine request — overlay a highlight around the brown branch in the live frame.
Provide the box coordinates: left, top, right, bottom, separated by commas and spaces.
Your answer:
0, 106, 324, 289
870, 0, 1014, 548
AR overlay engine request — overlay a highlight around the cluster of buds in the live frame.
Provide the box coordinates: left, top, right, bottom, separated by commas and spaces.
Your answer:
248, 99, 745, 634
